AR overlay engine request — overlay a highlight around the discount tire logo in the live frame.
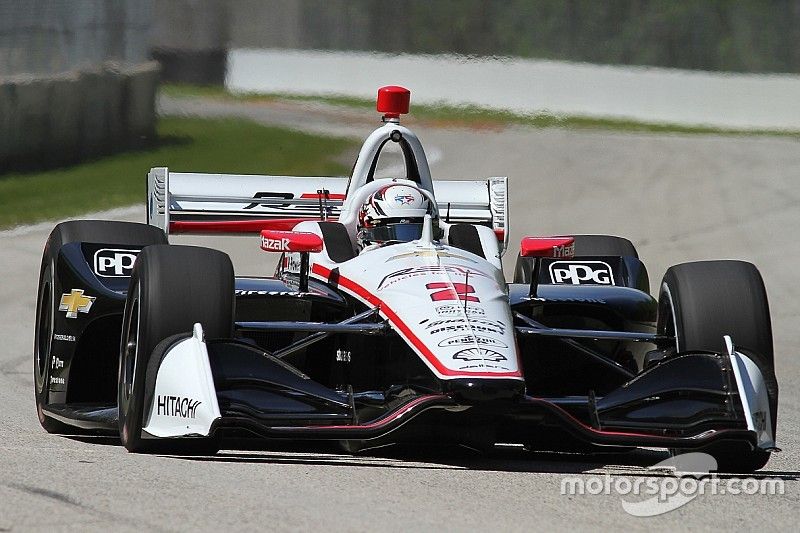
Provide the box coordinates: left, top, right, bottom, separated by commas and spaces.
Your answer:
549, 261, 615, 285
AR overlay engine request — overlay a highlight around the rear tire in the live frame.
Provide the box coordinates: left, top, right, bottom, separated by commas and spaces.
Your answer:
514, 234, 639, 283
658, 260, 777, 472
118, 245, 233, 453
34, 221, 166, 433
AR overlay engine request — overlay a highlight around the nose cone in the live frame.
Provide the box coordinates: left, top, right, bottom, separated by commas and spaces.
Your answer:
445, 378, 526, 403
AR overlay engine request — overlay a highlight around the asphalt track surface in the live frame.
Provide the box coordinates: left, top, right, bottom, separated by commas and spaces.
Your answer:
1, 96, 798, 531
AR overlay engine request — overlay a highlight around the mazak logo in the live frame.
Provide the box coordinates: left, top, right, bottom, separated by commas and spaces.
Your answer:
552, 242, 575, 258
549, 261, 614, 285
261, 236, 290, 251
94, 248, 139, 277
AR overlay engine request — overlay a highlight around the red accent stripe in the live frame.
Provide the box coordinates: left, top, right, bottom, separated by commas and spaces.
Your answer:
312, 263, 522, 379
284, 394, 446, 431
523, 396, 740, 441
527, 397, 668, 438
289, 394, 731, 443
169, 217, 338, 234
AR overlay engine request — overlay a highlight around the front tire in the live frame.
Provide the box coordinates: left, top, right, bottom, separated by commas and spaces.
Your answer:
118, 245, 233, 453
658, 260, 778, 472
34, 220, 166, 433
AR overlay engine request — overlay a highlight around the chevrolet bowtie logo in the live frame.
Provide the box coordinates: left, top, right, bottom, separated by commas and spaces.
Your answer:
59, 289, 96, 318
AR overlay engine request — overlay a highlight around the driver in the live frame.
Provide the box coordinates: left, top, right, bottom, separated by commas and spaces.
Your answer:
356, 183, 438, 252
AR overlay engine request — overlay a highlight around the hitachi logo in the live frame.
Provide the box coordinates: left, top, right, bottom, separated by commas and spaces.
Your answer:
157, 395, 202, 418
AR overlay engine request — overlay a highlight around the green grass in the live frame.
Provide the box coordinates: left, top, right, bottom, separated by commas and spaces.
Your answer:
0, 116, 355, 229
162, 83, 800, 137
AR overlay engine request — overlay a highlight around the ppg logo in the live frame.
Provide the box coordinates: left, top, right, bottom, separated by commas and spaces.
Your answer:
93, 248, 140, 277
549, 261, 615, 285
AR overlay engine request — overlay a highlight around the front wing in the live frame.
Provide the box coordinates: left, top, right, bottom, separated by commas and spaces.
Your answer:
138, 324, 773, 454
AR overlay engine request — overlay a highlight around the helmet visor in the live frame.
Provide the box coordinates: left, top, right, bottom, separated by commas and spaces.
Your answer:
362, 223, 424, 243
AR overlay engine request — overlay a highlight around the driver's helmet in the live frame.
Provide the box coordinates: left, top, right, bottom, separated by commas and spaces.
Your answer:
357, 183, 432, 248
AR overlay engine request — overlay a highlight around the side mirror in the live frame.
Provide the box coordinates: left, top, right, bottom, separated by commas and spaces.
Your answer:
261, 230, 323, 292
520, 236, 575, 259
260, 230, 323, 253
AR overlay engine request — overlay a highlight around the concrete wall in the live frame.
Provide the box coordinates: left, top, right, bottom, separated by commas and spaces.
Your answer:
150, 0, 229, 85
0, 1, 158, 171
0, 62, 159, 170
0, 0, 153, 76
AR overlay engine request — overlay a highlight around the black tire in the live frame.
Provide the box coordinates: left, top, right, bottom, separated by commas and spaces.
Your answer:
34, 221, 166, 433
658, 260, 778, 472
514, 234, 639, 283
118, 245, 233, 453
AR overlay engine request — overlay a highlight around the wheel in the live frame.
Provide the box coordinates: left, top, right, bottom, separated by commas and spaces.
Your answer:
34, 221, 166, 433
118, 245, 233, 453
514, 234, 639, 283
658, 260, 778, 472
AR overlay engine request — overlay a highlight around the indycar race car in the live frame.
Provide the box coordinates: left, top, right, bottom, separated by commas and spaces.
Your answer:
35, 86, 779, 471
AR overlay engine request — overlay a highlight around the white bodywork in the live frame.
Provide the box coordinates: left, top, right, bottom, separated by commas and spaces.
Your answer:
144, 112, 517, 428
725, 335, 775, 450
293, 216, 521, 381
143, 323, 221, 438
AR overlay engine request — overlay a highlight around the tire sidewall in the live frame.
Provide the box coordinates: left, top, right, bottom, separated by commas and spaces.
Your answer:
34, 250, 72, 433
34, 258, 53, 399
119, 278, 147, 450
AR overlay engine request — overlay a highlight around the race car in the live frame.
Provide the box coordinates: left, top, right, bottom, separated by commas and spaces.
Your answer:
34, 86, 779, 471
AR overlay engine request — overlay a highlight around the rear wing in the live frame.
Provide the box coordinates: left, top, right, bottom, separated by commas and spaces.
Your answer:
147, 168, 509, 252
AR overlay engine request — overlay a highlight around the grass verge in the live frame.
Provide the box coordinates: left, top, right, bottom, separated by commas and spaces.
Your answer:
0, 116, 355, 229
162, 83, 800, 137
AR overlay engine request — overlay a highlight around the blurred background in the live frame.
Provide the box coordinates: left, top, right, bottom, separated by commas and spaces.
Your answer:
1, 0, 799, 223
